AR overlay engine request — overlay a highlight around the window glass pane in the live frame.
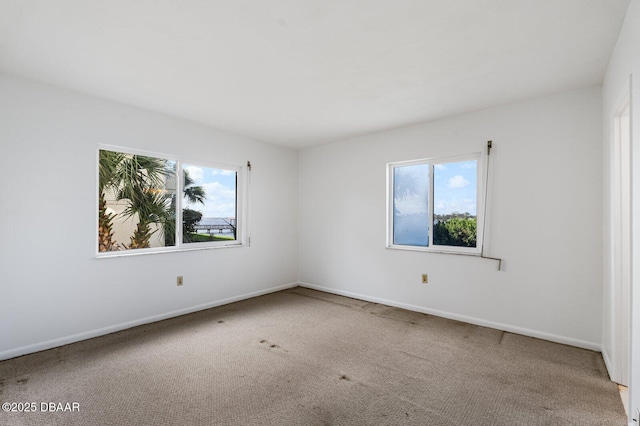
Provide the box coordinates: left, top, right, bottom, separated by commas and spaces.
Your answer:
182, 164, 237, 244
98, 150, 176, 252
432, 160, 477, 247
393, 164, 429, 246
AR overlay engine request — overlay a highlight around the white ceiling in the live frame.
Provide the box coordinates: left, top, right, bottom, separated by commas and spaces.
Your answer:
0, 1, 630, 149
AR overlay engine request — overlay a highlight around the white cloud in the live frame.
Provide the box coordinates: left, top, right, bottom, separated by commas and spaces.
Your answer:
186, 181, 236, 217
434, 164, 446, 170
447, 175, 469, 188
211, 169, 235, 176
201, 202, 236, 218
184, 165, 204, 183
201, 182, 235, 198
462, 198, 476, 212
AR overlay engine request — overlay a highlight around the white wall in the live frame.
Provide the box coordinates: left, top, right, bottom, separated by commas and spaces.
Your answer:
299, 87, 603, 349
602, 0, 640, 421
0, 74, 299, 360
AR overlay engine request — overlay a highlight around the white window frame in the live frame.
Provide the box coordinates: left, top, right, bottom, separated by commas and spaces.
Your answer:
386, 151, 486, 255
96, 145, 249, 258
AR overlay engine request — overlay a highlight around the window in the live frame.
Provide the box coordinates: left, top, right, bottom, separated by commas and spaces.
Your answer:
97, 146, 246, 256
387, 153, 484, 254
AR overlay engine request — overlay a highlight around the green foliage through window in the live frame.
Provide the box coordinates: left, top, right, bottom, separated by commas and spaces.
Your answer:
433, 214, 477, 247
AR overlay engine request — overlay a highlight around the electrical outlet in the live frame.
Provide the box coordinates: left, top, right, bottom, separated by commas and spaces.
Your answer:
421, 274, 428, 284
177, 276, 183, 286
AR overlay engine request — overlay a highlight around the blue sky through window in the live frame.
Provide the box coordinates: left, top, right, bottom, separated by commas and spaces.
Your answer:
183, 165, 237, 218
433, 160, 477, 216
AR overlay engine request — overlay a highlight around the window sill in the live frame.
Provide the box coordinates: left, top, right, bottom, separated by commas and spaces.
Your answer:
386, 245, 481, 256
95, 243, 245, 259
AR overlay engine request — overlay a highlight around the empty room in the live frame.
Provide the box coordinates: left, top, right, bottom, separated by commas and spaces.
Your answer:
1, 1, 640, 425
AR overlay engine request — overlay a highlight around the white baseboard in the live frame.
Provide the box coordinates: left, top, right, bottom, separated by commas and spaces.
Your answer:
298, 282, 601, 352
0, 282, 298, 361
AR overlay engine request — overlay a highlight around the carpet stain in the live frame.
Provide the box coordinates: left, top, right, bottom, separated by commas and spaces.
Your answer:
16, 378, 28, 384
311, 405, 333, 425
395, 350, 435, 363
217, 320, 225, 324
590, 353, 608, 378
289, 289, 366, 309
259, 339, 286, 351
339, 374, 350, 381
370, 311, 426, 326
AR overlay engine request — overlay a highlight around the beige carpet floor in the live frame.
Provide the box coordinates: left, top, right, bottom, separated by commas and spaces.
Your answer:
0, 287, 627, 425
